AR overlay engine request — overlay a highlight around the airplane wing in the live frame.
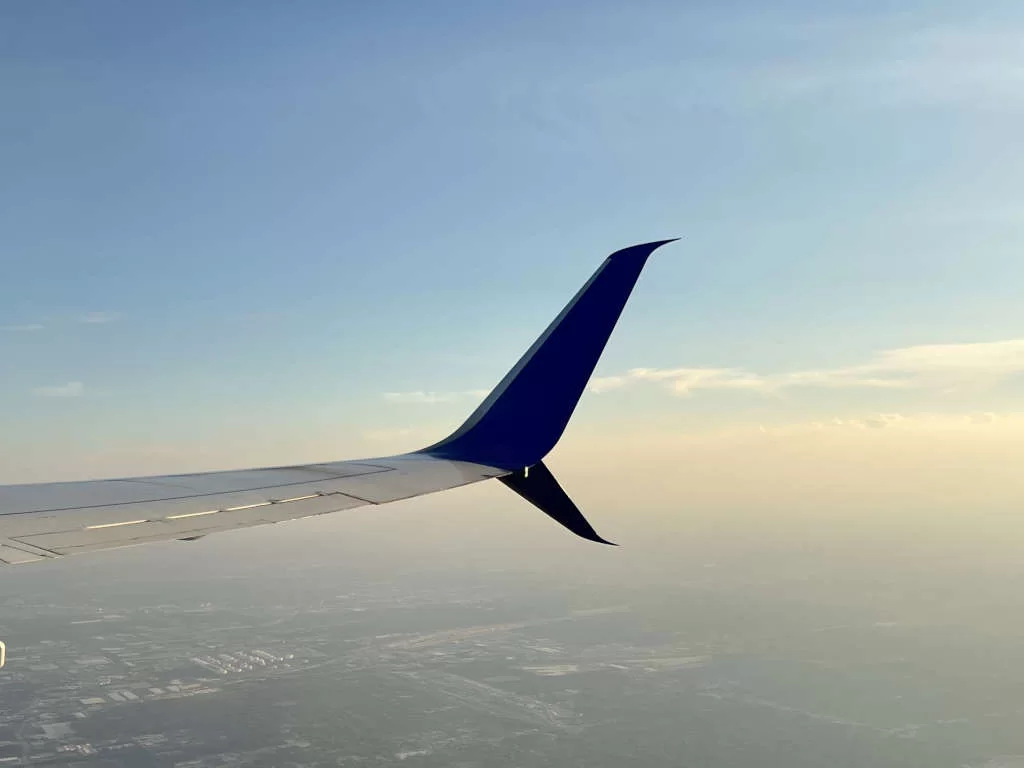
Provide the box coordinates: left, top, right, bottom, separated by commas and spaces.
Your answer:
0, 239, 676, 566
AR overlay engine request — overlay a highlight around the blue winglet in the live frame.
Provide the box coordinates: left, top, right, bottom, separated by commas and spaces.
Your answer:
499, 460, 617, 545
420, 239, 677, 470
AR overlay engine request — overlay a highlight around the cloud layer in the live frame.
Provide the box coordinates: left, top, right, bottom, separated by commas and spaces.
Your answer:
32, 381, 84, 398
78, 311, 118, 324
590, 340, 1024, 397
383, 389, 488, 404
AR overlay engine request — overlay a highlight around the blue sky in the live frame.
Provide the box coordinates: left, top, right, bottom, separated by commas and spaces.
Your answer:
3, 0, 1024, 483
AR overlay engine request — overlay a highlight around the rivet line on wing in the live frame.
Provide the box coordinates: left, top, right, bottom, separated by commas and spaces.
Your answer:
223, 502, 273, 512
85, 519, 149, 530
84, 492, 336, 529
165, 510, 219, 520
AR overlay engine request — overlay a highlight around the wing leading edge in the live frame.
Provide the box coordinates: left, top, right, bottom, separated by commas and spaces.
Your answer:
0, 239, 675, 565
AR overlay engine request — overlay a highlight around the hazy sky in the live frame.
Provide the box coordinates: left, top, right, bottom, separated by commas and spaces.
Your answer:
3, 1, 1023, 521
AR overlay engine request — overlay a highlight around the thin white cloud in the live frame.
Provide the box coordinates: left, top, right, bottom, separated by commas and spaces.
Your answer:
744, 21, 1024, 109
827, 413, 907, 430
590, 340, 1024, 397
361, 426, 447, 443
383, 389, 488, 404
32, 381, 84, 398
363, 428, 415, 441
78, 311, 118, 324
761, 411, 1001, 435
2, 323, 45, 332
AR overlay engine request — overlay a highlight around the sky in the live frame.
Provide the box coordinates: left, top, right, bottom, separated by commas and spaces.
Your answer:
2, 1, 1024, 530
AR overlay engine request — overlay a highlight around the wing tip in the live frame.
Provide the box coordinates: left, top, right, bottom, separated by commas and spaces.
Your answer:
608, 238, 680, 262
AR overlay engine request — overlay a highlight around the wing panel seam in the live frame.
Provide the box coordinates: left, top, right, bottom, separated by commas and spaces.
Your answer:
0, 467, 396, 516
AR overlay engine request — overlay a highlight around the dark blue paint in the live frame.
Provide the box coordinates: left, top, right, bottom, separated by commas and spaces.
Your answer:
420, 239, 676, 470
499, 460, 615, 545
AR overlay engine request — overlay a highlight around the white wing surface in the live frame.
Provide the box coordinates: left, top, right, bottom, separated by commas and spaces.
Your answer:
0, 455, 505, 565
0, 240, 676, 565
